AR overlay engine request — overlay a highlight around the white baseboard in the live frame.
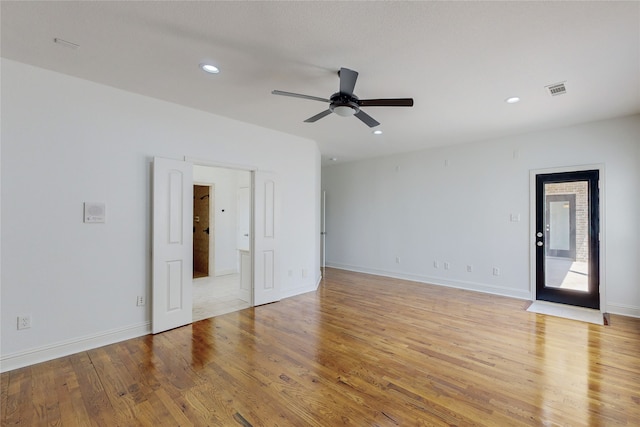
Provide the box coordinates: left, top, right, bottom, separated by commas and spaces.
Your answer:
215, 269, 238, 277
606, 302, 640, 318
278, 273, 322, 300
280, 284, 319, 300
326, 262, 531, 300
0, 322, 151, 373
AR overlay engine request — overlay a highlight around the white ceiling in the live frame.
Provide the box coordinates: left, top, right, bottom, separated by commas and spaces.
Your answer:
2, 1, 639, 165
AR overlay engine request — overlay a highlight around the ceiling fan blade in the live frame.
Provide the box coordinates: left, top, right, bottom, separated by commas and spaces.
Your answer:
272, 90, 329, 103
304, 109, 333, 123
354, 110, 380, 128
339, 68, 359, 96
358, 98, 414, 107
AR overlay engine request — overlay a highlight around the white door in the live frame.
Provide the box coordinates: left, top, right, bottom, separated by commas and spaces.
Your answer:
239, 250, 252, 303
237, 187, 250, 251
253, 171, 281, 306
152, 157, 193, 334
321, 190, 326, 268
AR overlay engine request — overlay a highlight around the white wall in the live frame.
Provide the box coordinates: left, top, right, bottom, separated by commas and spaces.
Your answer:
322, 115, 640, 316
0, 59, 322, 370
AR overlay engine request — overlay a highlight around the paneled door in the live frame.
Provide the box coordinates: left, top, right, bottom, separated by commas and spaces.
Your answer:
152, 157, 193, 333
253, 171, 281, 306
535, 170, 600, 309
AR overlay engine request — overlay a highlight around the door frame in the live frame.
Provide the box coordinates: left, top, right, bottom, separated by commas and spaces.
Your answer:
529, 164, 606, 312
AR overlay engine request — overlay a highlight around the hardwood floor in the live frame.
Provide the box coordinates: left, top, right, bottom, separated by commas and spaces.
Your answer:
3, 268, 640, 426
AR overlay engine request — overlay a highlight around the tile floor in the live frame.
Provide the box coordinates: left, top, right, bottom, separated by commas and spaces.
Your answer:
192, 273, 251, 322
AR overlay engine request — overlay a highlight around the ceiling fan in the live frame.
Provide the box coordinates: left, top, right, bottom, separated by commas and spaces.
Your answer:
272, 67, 414, 128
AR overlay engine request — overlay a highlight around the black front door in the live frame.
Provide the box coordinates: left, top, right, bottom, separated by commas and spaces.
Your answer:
535, 170, 600, 309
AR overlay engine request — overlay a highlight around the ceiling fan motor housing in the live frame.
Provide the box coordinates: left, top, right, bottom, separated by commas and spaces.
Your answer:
329, 92, 360, 116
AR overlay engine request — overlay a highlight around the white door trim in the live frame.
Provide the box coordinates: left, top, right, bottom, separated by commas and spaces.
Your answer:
185, 156, 257, 172
529, 163, 606, 312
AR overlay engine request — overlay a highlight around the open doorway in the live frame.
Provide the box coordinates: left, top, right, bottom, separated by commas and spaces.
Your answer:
192, 165, 252, 321
193, 184, 212, 279
152, 157, 282, 334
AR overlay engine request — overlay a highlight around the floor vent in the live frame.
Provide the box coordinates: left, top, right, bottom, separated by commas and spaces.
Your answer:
546, 82, 567, 96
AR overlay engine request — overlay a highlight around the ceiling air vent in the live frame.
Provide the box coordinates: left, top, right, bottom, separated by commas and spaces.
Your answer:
546, 82, 567, 96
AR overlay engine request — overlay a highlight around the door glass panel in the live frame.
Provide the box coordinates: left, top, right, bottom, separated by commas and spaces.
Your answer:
544, 181, 588, 292
549, 201, 570, 251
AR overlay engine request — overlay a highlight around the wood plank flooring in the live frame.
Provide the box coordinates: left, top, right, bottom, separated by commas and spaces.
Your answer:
3, 268, 640, 426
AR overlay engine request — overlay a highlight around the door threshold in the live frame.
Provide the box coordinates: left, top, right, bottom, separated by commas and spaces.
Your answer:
527, 300, 604, 325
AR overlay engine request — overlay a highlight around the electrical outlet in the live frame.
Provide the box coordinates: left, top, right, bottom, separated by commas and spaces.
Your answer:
493, 267, 501, 276
136, 296, 145, 306
444, 262, 450, 270
302, 268, 308, 278
17, 315, 31, 330
433, 261, 439, 269
467, 265, 473, 273
396, 256, 401, 264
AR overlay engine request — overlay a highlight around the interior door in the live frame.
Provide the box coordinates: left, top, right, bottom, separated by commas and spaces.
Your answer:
253, 171, 281, 306
321, 190, 326, 269
237, 187, 250, 251
535, 170, 599, 309
237, 186, 251, 303
152, 157, 193, 333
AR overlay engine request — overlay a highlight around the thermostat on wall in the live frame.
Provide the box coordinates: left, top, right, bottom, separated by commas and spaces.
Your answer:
84, 202, 106, 223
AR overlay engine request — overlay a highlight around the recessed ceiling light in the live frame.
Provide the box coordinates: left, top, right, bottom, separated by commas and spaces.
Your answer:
372, 129, 383, 135
505, 96, 521, 104
199, 63, 220, 74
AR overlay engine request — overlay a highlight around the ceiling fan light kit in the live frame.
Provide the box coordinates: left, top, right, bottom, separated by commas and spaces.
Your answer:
331, 104, 357, 117
272, 67, 413, 128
